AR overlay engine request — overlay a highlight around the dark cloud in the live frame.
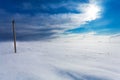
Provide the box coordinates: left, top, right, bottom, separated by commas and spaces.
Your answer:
0, 0, 101, 41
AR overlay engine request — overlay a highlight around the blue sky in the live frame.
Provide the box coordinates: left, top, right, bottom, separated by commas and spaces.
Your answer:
0, 0, 120, 41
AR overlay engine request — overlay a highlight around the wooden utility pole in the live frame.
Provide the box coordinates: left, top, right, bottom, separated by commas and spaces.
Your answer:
12, 20, 17, 53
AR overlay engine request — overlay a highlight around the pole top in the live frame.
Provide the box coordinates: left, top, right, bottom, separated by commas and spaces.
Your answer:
12, 19, 15, 23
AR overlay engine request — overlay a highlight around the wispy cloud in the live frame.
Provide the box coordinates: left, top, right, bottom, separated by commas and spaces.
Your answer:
0, 0, 102, 41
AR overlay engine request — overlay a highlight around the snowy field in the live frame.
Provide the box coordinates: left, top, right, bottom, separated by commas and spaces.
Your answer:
0, 36, 120, 80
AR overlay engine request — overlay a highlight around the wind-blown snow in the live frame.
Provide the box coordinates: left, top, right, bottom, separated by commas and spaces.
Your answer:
0, 37, 120, 80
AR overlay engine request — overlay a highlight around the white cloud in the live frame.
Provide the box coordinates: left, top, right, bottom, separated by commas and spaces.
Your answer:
12, 0, 103, 40
56, 31, 110, 43
15, 0, 102, 28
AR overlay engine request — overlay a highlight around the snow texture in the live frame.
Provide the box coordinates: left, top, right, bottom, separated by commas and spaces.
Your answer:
0, 37, 120, 80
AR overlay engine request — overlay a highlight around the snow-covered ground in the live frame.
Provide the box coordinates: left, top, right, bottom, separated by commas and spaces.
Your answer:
0, 36, 120, 80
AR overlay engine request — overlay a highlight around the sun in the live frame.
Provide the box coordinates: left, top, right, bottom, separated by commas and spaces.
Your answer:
85, 4, 101, 20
